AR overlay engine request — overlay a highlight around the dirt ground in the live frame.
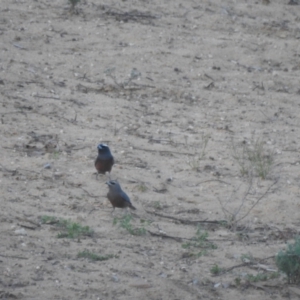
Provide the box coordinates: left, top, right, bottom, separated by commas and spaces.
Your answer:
1, 0, 300, 299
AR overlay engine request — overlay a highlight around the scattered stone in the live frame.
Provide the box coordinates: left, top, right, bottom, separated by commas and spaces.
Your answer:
159, 272, 167, 278
44, 163, 51, 169
15, 228, 27, 236
214, 282, 221, 288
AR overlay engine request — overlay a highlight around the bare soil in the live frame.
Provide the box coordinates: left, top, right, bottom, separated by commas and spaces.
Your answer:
1, 0, 300, 299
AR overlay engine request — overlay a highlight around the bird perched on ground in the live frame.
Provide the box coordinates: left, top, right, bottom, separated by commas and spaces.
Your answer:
106, 180, 136, 212
95, 144, 114, 178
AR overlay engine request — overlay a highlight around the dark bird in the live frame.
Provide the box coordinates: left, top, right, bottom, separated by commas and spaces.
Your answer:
106, 180, 136, 212
95, 144, 114, 178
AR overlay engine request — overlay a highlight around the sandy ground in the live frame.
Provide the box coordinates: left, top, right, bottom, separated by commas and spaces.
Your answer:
1, 0, 300, 299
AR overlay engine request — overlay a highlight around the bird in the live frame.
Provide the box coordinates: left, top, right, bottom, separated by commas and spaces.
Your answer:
95, 144, 114, 178
106, 180, 136, 213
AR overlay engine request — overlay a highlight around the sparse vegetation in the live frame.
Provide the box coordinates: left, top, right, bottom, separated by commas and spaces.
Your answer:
104, 67, 141, 89
52, 150, 61, 160
135, 183, 148, 192
241, 253, 254, 263
182, 226, 217, 257
187, 134, 210, 171
41, 215, 93, 239
247, 139, 274, 179
269, 272, 280, 279
250, 272, 279, 281
276, 237, 300, 284
217, 178, 278, 231
113, 215, 148, 236
246, 273, 268, 282
40, 215, 58, 224
3, 1, 299, 299
231, 138, 274, 179
210, 264, 222, 275
234, 277, 241, 286
152, 201, 163, 210
57, 220, 93, 239
77, 250, 115, 262
235, 272, 279, 283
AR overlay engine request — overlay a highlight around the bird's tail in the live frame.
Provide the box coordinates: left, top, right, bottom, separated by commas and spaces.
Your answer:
130, 204, 136, 210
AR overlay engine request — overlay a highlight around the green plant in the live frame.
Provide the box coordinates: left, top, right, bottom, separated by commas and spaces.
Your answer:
182, 226, 217, 257
247, 139, 274, 179
41, 216, 93, 239
219, 220, 229, 227
210, 264, 222, 275
57, 219, 93, 239
40, 215, 59, 224
276, 237, 300, 283
152, 201, 162, 210
231, 138, 274, 179
52, 150, 61, 160
136, 183, 148, 192
113, 215, 148, 236
234, 277, 241, 286
77, 250, 115, 261
235, 272, 279, 285
246, 273, 268, 282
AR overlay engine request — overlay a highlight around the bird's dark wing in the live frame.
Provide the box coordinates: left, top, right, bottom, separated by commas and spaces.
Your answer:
120, 191, 131, 204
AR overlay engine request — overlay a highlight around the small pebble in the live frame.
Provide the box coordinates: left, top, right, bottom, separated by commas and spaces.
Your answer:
15, 228, 27, 236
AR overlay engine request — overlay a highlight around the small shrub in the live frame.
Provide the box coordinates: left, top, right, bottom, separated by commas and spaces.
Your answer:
234, 277, 241, 286
276, 237, 300, 283
231, 138, 274, 179
40, 215, 58, 224
217, 178, 277, 231
235, 272, 279, 285
182, 226, 217, 257
136, 183, 148, 192
52, 150, 61, 160
246, 273, 268, 282
152, 201, 162, 210
247, 139, 274, 179
210, 264, 222, 275
40, 215, 93, 239
113, 215, 148, 236
57, 219, 93, 239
